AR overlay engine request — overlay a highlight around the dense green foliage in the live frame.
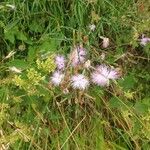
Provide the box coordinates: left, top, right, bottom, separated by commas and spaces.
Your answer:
0, 0, 150, 149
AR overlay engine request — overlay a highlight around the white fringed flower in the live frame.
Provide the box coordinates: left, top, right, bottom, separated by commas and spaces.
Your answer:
71, 74, 89, 90
51, 71, 64, 86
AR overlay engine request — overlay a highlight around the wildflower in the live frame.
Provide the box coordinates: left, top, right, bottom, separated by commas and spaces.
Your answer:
91, 65, 119, 86
100, 36, 110, 48
70, 46, 87, 67
9, 66, 22, 73
140, 36, 150, 46
36, 57, 56, 73
89, 24, 96, 31
55, 55, 66, 70
71, 74, 89, 90
51, 71, 64, 86
27, 68, 45, 85
12, 75, 26, 88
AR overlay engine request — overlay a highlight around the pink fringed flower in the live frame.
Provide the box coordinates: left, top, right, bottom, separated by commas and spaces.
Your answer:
51, 71, 64, 86
140, 36, 150, 46
71, 74, 89, 90
70, 46, 86, 67
91, 65, 119, 86
55, 55, 66, 70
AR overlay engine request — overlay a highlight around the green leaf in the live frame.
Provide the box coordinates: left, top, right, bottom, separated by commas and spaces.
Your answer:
16, 31, 27, 41
134, 98, 150, 115
7, 59, 29, 69
88, 86, 103, 108
4, 30, 15, 44
39, 35, 61, 52
39, 39, 58, 52
109, 97, 124, 109
29, 20, 43, 33
4, 26, 18, 44
27, 46, 37, 62
118, 75, 136, 91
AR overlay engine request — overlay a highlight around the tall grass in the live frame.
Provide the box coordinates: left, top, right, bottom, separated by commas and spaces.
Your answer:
0, 0, 150, 149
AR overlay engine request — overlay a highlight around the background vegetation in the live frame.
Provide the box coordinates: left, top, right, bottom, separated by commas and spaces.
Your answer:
0, 0, 150, 149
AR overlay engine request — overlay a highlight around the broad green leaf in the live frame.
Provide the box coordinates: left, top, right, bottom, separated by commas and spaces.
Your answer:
4, 30, 15, 44
39, 39, 59, 52
16, 31, 27, 41
7, 59, 29, 69
4, 26, 18, 44
118, 75, 136, 91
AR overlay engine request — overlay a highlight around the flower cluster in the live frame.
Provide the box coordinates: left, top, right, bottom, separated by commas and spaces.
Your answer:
36, 56, 56, 73
50, 45, 120, 91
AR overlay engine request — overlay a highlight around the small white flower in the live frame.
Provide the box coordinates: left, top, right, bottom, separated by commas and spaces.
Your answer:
89, 24, 96, 31
51, 71, 64, 86
71, 74, 89, 90
9, 66, 22, 73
